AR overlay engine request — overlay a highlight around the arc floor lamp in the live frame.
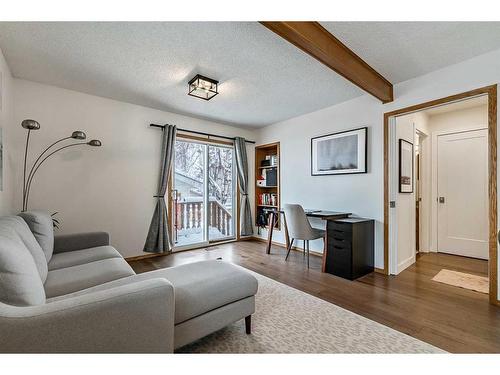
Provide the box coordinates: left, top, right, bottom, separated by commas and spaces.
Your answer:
21, 119, 102, 212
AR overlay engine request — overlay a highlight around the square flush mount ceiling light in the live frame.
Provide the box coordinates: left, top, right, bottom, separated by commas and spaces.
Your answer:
188, 74, 219, 100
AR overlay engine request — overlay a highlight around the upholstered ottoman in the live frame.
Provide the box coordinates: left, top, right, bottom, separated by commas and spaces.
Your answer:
54, 259, 259, 350
158, 260, 258, 349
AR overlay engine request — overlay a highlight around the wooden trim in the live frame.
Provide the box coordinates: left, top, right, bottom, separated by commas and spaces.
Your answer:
488, 86, 498, 305
374, 267, 385, 274
383, 84, 498, 305
383, 111, 390, 275
255, 141, 281, 232
260, 21, 393, 103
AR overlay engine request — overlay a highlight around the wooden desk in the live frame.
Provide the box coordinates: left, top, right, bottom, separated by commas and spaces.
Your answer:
263, 208, 351, 255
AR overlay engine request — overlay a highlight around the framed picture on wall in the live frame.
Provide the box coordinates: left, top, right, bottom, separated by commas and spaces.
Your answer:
399, 139, 414, 193
311, 127, 367, 176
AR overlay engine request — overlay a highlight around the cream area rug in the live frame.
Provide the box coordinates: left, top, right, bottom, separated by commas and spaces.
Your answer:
179, 271, 444, 353
432, 269, 489, 294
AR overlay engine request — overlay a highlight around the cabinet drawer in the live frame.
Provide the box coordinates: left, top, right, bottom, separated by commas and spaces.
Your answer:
328, 228, 351, 241
327, 241, 351, 261
329, 237, 351, 251
328, 221, 353, 234
329, 247, 352, 279
329, 232, 351, 245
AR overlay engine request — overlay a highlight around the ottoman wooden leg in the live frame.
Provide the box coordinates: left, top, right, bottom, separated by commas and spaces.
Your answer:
245, 315, 252, 334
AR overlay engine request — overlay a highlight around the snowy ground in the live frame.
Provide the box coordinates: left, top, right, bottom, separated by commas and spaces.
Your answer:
175, 226, 232, 246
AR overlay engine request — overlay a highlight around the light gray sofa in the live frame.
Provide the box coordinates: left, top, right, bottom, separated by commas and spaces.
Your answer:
0, 211, 258, 353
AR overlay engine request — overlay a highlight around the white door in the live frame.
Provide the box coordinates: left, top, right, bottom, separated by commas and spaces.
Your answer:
392, 114, 416, 274
437, 129, 488, 259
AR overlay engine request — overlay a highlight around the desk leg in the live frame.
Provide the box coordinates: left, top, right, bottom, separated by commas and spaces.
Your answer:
266, 212, 276, 254
321, 230, 328, 273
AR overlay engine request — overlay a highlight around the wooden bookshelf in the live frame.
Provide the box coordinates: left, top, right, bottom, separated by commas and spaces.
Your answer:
255, 142, 280, 229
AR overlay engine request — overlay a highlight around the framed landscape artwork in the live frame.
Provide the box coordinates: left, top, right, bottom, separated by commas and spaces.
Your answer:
311, 127, 367, 176
399, 139, 414, 193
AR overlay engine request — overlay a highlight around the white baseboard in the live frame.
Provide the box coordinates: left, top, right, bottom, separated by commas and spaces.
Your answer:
397, 255, 416, 275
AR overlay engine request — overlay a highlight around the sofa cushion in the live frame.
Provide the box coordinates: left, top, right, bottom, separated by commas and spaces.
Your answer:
0, 236, 46, 306
47, 260, 258, 324
19, 210, 54, 262
44, 258, 135, 298
48, 246, 122, 270
0, 216, 48, 283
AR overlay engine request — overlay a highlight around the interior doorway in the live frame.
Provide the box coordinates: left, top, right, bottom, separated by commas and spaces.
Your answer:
384, 85, 498, 305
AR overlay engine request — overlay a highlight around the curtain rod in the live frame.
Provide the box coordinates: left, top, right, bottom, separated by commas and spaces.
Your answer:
150, 123, 256, 144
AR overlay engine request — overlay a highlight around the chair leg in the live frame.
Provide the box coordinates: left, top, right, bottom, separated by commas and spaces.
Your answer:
306, 240, 310, 268
303, 240, 306, 257
285, 238, 294, 261
245, 315, 252, 334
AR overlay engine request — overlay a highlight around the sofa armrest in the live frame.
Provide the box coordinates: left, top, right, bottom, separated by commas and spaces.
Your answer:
0, 278, 175, 353
54, 232, 110, 253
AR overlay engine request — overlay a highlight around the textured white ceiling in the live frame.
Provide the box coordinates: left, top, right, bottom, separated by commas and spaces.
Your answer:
0, 22, 364, 128
1, 22, 500, 128
321, 22, 500, 83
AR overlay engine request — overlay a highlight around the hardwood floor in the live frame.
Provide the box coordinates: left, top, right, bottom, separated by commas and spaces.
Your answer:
128, 240, 500, 353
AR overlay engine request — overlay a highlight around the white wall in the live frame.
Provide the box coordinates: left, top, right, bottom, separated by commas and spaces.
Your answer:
428, 105, 488, 133
256, 94, 385, 261
256, 47, 500, 294
0, 48, 15, 216
12, 79, 255, 258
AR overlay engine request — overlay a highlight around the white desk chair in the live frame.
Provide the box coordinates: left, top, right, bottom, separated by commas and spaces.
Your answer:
283, 204, 326, 268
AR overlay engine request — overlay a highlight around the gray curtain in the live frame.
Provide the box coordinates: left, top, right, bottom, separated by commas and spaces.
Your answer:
234, 137, 254, 236
144, 125, 177, 253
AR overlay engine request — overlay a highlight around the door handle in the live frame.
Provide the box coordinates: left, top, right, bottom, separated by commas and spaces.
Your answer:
439, 196, 445, 204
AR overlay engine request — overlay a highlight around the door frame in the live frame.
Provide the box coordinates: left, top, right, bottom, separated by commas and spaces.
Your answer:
383, 84, 498, 305
415, 128, 427, 253
168, 134, 240, 251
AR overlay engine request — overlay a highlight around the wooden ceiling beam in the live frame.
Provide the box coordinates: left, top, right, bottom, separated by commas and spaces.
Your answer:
260, 21, 394, 103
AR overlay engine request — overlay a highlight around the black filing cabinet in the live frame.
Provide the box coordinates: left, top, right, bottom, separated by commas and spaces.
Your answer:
325, 218, 374, 280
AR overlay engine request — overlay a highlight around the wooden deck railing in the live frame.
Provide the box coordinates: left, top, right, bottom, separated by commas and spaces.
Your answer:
175, 198, 232, 236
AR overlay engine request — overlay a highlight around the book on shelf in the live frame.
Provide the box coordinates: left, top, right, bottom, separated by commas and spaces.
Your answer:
258, 192, 278, 206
